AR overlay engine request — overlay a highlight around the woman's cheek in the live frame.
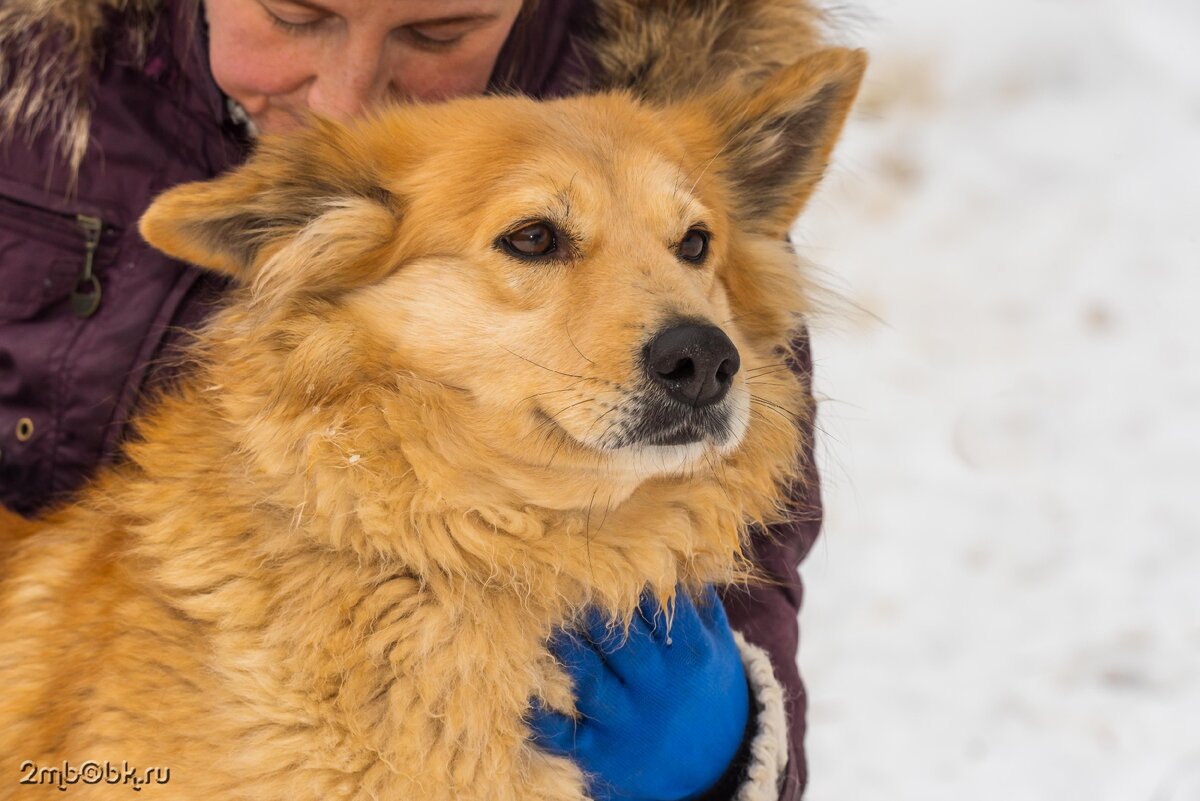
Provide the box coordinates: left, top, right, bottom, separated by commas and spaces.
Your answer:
393, 49, 498, 103
206, 9, 315, 113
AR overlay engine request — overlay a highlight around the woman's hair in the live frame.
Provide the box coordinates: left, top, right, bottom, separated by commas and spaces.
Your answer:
487, 0, 544, 95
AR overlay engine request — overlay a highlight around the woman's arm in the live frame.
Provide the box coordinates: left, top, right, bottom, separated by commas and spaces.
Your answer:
719, 325, 823, 799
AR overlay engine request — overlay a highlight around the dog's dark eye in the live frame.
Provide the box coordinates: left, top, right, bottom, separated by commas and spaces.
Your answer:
501, 222, 557, 258
678, 228, 709, 263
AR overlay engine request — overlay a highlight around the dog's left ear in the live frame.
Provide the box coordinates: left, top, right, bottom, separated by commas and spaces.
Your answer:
709, 48, 867, 237
140, 117, 403, 296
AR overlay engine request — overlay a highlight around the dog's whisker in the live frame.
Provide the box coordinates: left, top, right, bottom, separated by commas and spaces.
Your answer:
590, 406, 629, 453
745, 366, 790, 377
498, 345, 596, 382
517, 380, 589, 407
684, 134, 733, 199
746, 409, 795, 445
543, 399, 611, 470
700, 447, 736, 510
719, 310, 761, 326
749, 394, 796, 415
524, 387, 580, 401
584, 487, 599, 582
531, 397, 595, 440
749, 399, 798, 428
595, 491, 613, 534
744, 400, 792, 424
576, 403, 622, 452
394, 370, 467, 393
811, 417, 840, 445
563, 317, 596, 367
744, 370, 793, 385
543, 426, 574, 471
744, 361, 789, 374
747, 401, 797, 435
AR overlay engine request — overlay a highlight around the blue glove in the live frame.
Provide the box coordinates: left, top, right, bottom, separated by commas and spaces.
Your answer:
529, 586, 751, 801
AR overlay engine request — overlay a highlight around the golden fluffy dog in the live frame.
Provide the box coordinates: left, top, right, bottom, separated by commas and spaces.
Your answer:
0, 48, 864, 800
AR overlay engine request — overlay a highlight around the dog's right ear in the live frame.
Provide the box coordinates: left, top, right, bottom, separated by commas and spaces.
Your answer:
139, 117, 403, 289
703, 48, 868, 237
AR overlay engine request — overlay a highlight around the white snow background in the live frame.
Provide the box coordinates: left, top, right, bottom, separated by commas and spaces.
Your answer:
792, 0, 1200, 799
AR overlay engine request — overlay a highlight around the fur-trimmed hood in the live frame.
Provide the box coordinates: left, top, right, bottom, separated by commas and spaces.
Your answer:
0, 0, 160, 177
0, 0, 826, 176
582, 0, 824, 100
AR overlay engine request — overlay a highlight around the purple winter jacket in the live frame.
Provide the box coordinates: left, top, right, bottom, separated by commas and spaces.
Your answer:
0, 0, 825, 797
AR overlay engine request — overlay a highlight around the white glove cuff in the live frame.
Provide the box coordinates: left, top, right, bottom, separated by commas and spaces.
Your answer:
731, 632, 790, 801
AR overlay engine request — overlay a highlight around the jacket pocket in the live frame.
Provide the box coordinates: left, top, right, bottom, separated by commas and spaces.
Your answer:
0, 193, 113, 321
0, 192, 118, 515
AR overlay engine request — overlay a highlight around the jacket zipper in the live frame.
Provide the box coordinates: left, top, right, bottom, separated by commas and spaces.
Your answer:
72, 214, 103, 319
0, 194, 111, 318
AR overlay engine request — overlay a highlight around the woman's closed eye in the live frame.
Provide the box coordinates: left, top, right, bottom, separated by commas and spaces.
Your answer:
403, 17, 498, 51
260, 0, 330, 35
405, 26, 465, 51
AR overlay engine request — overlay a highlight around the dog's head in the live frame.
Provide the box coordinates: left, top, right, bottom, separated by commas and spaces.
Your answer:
141, 49, 864, 512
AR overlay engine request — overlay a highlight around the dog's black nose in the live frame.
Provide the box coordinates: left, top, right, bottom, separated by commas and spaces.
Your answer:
644, 323, 740, 408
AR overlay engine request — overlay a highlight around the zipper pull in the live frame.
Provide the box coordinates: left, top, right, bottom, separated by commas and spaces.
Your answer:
72, 214, 103, 319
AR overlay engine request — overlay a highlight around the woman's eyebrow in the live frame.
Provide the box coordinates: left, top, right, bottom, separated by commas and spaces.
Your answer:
275, 0, 500, 26
274, 0, 335, 13
409, 13, 502, 29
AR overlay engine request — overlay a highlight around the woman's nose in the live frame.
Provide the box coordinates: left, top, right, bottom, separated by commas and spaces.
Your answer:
306, 38, 391, 120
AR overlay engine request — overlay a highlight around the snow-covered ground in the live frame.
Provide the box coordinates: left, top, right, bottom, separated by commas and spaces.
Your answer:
793, 1, 1200, 798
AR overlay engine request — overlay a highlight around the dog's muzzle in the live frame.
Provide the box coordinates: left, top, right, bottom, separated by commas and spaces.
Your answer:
612, 322, 742, 448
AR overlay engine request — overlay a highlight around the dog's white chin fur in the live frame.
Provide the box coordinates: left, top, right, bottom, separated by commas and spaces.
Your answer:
604, 386, 750, 481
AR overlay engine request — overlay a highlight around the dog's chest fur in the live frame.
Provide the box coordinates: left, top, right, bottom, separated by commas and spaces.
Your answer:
0, 390, 756, 801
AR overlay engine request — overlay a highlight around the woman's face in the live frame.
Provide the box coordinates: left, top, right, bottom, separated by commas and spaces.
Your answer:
203, 0, 526, 135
